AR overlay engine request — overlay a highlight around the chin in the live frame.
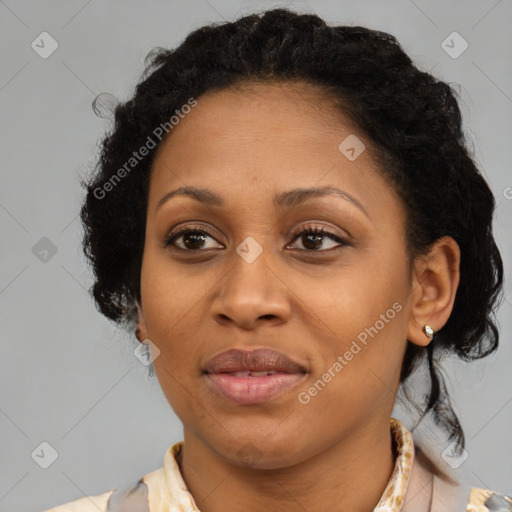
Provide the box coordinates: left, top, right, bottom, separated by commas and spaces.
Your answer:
213, 435, 310, 470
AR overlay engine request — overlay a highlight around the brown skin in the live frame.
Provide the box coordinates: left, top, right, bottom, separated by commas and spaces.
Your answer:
136, 82, 460, 512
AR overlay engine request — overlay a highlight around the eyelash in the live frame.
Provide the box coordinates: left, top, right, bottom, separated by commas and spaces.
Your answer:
164, 223, 349, 253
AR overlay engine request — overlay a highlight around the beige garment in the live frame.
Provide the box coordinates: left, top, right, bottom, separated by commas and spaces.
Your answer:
44, 418, 510, 511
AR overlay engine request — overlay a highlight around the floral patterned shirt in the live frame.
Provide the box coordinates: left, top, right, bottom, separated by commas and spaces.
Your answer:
44, 418, 511, 511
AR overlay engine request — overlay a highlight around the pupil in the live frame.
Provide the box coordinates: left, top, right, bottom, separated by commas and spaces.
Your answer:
184, 233, 206, 249
304, 234, 322, 250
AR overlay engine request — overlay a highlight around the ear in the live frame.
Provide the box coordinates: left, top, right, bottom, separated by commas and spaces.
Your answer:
407, 236, 460, 347
136, 302, 149, 344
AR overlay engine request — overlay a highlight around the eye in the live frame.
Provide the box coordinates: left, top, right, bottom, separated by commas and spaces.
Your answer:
287, 224, 349, 252
164, 227, 223, 251
164, 223, 349, 253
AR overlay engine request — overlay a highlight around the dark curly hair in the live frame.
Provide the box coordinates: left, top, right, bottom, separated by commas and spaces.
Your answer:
80, 8, 504, 453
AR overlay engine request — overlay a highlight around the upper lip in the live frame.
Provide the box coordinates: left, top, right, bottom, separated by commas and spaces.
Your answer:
203, 348, 307, 374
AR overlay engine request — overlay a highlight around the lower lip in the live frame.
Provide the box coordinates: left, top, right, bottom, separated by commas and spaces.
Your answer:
205, 372, 306, 404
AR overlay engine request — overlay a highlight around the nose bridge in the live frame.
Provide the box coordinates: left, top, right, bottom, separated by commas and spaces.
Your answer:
228, 235, 276, 299
211, 235, 290, 327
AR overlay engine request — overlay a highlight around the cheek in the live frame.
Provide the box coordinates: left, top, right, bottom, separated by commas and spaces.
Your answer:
141, 244, 208, 326
298, 307, 407, 428
305, 249, 409, 385
314, 259, 406, 335
140, 260, 199, 366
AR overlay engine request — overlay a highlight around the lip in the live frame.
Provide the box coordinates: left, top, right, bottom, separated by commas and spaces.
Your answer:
203, 348, 307, 374
203, 348, 308, 404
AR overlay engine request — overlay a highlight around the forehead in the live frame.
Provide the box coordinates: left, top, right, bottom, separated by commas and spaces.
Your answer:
148, 81, 401, 218
155, 81, 354, 155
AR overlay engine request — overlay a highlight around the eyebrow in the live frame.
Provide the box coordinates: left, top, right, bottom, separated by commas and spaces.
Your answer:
156, 185, 370, 218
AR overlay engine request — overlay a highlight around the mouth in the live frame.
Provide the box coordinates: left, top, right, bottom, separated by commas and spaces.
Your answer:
203, 348, 308, 405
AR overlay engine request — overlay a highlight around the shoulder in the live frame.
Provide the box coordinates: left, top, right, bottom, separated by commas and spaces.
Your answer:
44, 477, 151, 512
43, 489, 115, 512
42, 444, 179, 512
408, 445, 512, 511
467, 487, 512, 511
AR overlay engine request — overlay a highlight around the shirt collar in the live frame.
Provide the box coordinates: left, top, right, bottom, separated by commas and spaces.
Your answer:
149, 417, 415, 511
373, 418, 415, 511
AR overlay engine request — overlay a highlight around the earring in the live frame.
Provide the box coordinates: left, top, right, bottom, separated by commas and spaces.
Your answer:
423, 324, 434, 339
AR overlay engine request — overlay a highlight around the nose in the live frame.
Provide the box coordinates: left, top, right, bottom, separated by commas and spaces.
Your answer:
210, 245, 291, 330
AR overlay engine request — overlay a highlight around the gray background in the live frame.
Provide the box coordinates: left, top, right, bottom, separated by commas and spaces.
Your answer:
0, 1, 511, 510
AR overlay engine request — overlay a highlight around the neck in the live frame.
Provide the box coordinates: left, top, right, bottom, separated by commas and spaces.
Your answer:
178, 417, 396, 512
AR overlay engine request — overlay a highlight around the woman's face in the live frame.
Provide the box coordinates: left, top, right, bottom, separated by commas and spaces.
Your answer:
138, 82, 419, 468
